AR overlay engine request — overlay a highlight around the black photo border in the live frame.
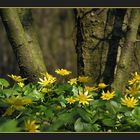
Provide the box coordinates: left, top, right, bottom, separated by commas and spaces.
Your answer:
0, 0, 140, 139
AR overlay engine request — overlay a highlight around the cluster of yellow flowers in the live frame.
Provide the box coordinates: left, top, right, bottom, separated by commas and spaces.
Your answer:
66, 91, 93, 106
8, 74, 26, 88
120, 72, 140, 108
65, 83, 114, 106
7, 70, 140, 109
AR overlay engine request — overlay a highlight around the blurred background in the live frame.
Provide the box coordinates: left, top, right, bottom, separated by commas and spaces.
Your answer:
0, 8, 77, 80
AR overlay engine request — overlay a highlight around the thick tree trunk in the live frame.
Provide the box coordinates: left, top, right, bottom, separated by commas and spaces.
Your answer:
113, 9, 140, 92
0, 8, 47, 83
74, 8, 109, 84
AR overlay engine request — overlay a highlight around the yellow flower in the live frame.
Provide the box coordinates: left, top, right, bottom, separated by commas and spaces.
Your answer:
76, 91, 93, 105
5, 96, 32, 107
41, 72, 56, 81
40, 87, 52, 93
3, 106, 15, 116
66, 97, 76, 104
78, 76, 91, 83
85, 86, 98, 92
121, 95, 138, 108
8, 74, 27, 83
128, 72, 140, 85
38, 77, 51, 87
126, 84, 140, 96
24, 120, 40, 132
101, 90, 115, 100
17, 82, 25, 88
98, 83, 108, 89
68, 78, 77, 85
55, 68, 71, 76
38, 73, 56, 87
4, 96, 32, 116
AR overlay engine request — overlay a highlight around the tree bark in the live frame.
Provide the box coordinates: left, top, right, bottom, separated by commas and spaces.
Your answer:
74, 8, 112, 84
102, 9, 126, 85
0, 8, 47, 83
113, 9, 140, 92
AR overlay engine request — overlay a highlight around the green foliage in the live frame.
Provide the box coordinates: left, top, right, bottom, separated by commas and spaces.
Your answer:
0, 119, 20, 132
0, 78, 9, 88
1, 71, 140, 132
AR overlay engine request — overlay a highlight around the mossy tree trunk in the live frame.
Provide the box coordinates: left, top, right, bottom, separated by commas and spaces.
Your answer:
113, 9, 140, 92
0, 8, 47, 83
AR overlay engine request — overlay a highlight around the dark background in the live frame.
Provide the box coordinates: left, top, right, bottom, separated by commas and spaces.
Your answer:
0, 0, 140, 7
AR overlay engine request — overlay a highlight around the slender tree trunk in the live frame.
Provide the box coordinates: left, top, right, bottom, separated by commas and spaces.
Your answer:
0, 8, 47, 82
102, 9, 126, 85
113, 9, 140, 92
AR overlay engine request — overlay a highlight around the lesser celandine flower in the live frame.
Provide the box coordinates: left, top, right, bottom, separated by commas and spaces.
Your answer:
3, 106, 15, 116
38, 77, 51, 87
98, 83, 108, 89
78, 76, 91, 83
17, 82, 25, 88
4, 96, 32, 116
85, 86, 98, 92
76, 91, 93, 106
5, 96, 32, 107
66, 97, 76, 104
101, 90, 115, 100
24, 120, 40, 132
126, 84, 140, 96
121, 95, 138, 108
41, 87, 52, 93
55, 68, 71, 76
8, 74, 27, 83
68, 78, 77, 85
41, 72, 56, 82
38, 73, 56, 87
128, 72, 140, 85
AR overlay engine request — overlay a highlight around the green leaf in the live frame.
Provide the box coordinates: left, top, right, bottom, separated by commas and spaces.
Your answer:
74, 118, 93, 132
55, 84, 72, 95
0, 78, 10, 88
105, 101, 121, 114
90, 100, 104, 109
2, 89, 19, 97
78, 108, 92, 123
47, 111, 77, 131
132, 107, 140, 120
26, 89, 44, 101
0, 120, 20, 132
102, 118, 115, 127
72, 86, 79, 95
74, 118, 84, 132
91, 124, 101, 131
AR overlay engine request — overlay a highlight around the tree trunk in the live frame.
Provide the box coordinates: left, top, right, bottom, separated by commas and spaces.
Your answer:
102, 9, 126, 85
113, 9, 140, 92
0, 8, 47, 83
74, 8, 113, 84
